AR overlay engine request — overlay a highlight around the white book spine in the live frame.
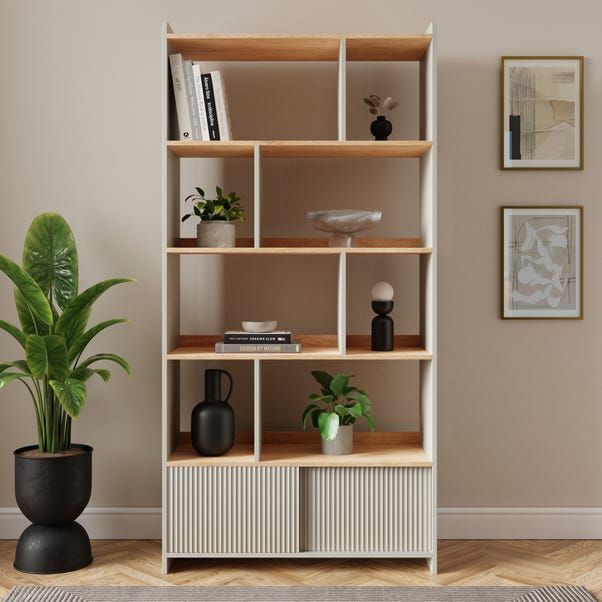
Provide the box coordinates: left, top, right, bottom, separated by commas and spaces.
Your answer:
168, 54, 192, 140
211, 71, 232, 141
182, 60, 202, 140
192, 62, 210, 141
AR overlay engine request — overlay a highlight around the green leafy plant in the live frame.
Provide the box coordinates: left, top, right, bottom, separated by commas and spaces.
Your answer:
181, 186, 245, 223
0, 213, 133, 452
302, 371, 374, 441
363, 95, 399, 116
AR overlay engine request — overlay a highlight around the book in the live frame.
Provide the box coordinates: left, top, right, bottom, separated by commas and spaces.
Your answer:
210, 71, 232, 141
192, 62, 210, 141
201, 73, 220, 140
182, 60, 202, 140
215, 341, 302, 353
168, 54, 192, 140
224, 331, 292, 344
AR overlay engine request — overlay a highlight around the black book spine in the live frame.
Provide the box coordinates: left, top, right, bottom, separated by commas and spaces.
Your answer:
201, 74, 220, 141
224, 334, 292, 344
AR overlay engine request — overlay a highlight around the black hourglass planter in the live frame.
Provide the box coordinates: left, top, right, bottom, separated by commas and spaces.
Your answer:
370, 116, 393, 141
14, 444, 93, 574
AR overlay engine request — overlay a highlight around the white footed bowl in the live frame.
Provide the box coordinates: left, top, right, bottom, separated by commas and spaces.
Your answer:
306, 209, 382, 247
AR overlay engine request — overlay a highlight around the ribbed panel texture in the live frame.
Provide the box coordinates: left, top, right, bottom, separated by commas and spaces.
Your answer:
300, 467, 433, 553
167, 466, 298, 554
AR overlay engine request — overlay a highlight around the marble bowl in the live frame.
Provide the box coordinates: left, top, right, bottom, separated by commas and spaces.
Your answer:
306, 209, 382, 247
242, 320, 278, 333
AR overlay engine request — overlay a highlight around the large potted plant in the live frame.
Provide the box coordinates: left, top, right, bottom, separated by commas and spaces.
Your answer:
182, 185, 245, 248
302, 371, 374, 455
0, 213, 132, 574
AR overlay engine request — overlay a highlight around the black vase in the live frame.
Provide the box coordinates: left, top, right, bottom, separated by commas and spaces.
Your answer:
371, 300, 394, 351
191, 369, 235, 456
14, 444, 93, 574
370, 115, 393, 141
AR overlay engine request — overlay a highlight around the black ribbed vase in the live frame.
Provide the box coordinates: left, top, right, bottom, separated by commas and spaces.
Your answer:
14, 444, 93, 574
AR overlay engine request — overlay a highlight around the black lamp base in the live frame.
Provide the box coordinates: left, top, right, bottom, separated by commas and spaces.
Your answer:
371, 300, 394, 351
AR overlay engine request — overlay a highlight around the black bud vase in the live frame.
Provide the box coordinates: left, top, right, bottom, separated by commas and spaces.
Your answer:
370, 115, 393, 141
371, 300, 394, 351
191, 369, 234, 456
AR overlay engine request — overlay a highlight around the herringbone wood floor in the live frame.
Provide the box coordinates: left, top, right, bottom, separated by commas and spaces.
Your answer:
1, 540, 601, 597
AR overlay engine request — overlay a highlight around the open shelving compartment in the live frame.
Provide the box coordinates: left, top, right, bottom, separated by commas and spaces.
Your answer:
162, 25, 436, 570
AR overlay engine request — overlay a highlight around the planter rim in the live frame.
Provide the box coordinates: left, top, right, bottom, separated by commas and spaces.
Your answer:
197, 221, 236, 225
14, 444, 93, 458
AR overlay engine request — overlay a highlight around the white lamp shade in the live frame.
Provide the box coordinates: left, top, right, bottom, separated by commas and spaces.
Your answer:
371, 281, 394, 301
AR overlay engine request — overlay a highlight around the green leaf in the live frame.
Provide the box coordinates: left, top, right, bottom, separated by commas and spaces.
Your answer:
365, 413, 375, 431
22, 213, 78, 311
346, 402, 363, 418
181, 214, 191, 222
347, 390, 370, 408
0, 255, 52, 326
14, 289, 47, 335
318, 411, 339, 441
195, 187, 205, 197
308, 393, 334, 403
334, 404, 349, 417
49, 378, 87, 418
302, 403, 320, 428
25, 334, 69, 380
311, 370, 333, 391
68, 318, 128, 362
0, 360, 30, 375
71, 366, 111, 383
330, 373, 349, 398
215, 186, 223, 198
0, 320, 26, 348
0, 372, 30, 388
55, 278, 133, 347
76, 353, 132, 377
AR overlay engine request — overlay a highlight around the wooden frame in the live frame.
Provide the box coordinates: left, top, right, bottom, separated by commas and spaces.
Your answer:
500, 56, 584, 170
501, 205, 583, 319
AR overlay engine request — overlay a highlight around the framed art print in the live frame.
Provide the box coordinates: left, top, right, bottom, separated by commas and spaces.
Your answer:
502, 207, 583, 319
501, 57, 583, 169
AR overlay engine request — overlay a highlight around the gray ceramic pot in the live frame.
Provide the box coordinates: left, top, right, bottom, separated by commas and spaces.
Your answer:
197, 222, 236, 248
321, 424, 353, 455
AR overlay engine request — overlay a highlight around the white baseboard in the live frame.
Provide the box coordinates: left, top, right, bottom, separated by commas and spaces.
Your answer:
438, 507, 602, 539
0, 507, 161, 539
1, 507, 601, 540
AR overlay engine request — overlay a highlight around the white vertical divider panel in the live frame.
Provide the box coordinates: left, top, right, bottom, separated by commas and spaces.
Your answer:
337, 39, 346, 141
161, 20, 179, 575
337, 252, 347, 354
254, 359, 262, 461
254, 144, 261, 247
419, 22, 437, 575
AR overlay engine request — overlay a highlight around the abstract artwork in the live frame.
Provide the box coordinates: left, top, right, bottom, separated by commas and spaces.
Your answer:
501, 57, 583, 169
502, 207, 583, 319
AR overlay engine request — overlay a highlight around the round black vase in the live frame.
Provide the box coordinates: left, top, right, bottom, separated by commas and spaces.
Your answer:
14, 444, 93, 574
191, 401, 235, 456
370, 115, 393, 141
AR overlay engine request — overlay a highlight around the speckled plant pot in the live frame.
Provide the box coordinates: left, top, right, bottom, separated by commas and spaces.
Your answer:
197, 222, 236, 248
321, 425, 353, 455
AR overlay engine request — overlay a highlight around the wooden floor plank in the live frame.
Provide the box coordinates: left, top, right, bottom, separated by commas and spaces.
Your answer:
0, 540, 601, 597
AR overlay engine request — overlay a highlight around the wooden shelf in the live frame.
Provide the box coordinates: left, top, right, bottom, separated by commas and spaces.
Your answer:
167, 33, 432, 62
167, 334, 430, 361
169, 237, 432, 255
168, 432, 431, 467
167, 140, 432, 159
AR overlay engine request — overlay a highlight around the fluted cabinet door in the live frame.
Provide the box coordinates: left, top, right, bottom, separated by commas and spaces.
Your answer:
300, 467, 433, 553
167, 466, 298, 555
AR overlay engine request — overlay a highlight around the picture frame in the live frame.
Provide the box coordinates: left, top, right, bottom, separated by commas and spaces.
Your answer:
500, 56, 584, 170
501, 206, 583, 319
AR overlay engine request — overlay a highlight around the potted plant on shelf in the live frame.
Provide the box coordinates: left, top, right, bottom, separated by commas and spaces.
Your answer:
0, 213, 132, 574
182, 186, 245, 248
302, 371, 374, 455
364, 94, 398, 141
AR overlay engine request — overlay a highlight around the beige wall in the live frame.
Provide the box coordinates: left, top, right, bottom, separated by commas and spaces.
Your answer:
1, 0, 601, 510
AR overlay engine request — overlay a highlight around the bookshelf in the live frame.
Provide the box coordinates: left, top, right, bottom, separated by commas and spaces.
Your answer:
162, 25, 437, 572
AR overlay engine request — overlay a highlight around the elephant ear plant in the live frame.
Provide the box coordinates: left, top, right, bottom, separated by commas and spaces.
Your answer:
0, 213, 133, 453
302, 371, 374, 441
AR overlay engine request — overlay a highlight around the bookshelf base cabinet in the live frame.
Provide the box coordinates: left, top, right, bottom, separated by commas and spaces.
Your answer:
166, 465, 432, 557
162, 25, 437, 572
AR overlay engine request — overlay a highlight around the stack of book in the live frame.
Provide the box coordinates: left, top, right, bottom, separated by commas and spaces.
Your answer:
215, 331, 302, 353
169, 53, 232, 141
